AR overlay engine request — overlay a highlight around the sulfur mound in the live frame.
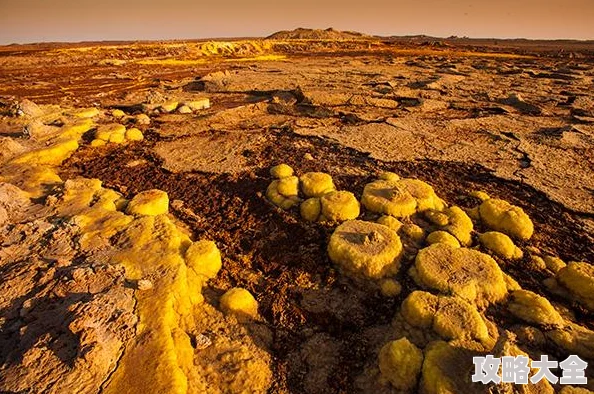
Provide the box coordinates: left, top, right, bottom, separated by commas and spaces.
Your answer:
361, 179, 417, 217
547, 322, 594, 360
185, 240, 222, 280
420, 341, 483, 394
401, 291, 490, 343
300, 172, 336, 197
185, 98, 211, 111
507, 290, 564, 328
266, 179, 300, 209
161, 101, 179, 113
125, 128, 144, 142
479, 198, 534, 240
378, 171, 400, 182
469, 190, 490, 201
479, 231, 523, 259
320, 191, 360, 222
424, 209, 450, 226
380, 279, 402, 297
300, 197, 321, 221
378, 337, 423, 390
442, 206, 473, 246
400, 178, 446, 212
270, 163, 294, 179
126, 189, 169, 216
328, 220, 403, 279
426, 230, 460, 248
219, 288, 259, 319
543, 255, 566, 273
413, 243, 507, 306
277, 176, 300, 196
556, 261, 594, 311
376, 215, 403, 232
95, 123, 126, 143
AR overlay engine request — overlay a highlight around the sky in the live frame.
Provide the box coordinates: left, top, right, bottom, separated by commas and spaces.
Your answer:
0, 0, 593, 44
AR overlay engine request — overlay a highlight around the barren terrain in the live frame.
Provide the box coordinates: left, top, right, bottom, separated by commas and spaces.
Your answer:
1, 31, 593, 393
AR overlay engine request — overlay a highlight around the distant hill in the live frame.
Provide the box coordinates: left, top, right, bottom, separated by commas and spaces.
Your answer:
266, 27, 370, 40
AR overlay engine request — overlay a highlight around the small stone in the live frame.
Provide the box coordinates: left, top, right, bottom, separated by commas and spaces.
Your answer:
194, 333, 212, 350
178, 105, 192, 114
135, 113, 151, 125
137, 279, 153, 290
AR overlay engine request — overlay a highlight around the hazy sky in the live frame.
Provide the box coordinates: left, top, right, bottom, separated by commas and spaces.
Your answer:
0, 0, 592, 44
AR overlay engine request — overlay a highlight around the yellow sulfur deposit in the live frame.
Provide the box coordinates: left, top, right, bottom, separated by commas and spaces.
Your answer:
0, 164, 62, 198
276, 176, 299, 196
161, 101, 179, 112
401, 223, 425, 243
90, 139, 106, 147
219, 288, 259, 319
420, 341, 481, 394
95, 123, 126, 142
104, 214, 205, 394
402, 291, 490, 343
442, 206, 473, 246
400, 178, 446, 212
547, 322, 594, 360
413, 243, 507, 306
378, 338, 423, 390
58, 118, 95, 140
319, 190, 360, 222
426, 231, 461, 248
433, 296, 490, 343
266, 180, 300, 209
328, 220, 403, 279
185, 98, 210, 111
270, 163, 294, 179
300, 172, 335, 197
559, 387, 594, 394
424, 209, 450, 227
380, 279, 402, 297
479, 198, 534, 240
126, 189, 169, 216
556, 262, 594, 311
401, 291, 439, 328
69, 107, 100, 118
361, 179, 417, 217
185, 240, 222, 280
111, 109, 126, 118
469, 190, 490, 201
125, 127, 144, 141
300, 197, 321, 222
376, 215, 403, 232
10, 139, 79, 166
108, 130, 126, 144
378, 171, 400, 182
543, 255, 566, 273
507, 290, 564, 327
479, 231, 523, 259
